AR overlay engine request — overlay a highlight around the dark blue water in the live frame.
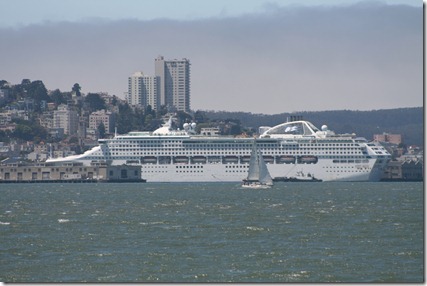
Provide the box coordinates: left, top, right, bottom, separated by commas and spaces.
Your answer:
0, 182, 423, 282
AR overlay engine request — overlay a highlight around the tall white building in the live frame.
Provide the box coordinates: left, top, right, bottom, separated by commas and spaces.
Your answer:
53, 104, 79, 135
127, 71, 160, 111
155, 56, 191, 112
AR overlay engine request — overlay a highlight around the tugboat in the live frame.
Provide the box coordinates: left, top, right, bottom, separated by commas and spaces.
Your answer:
288, 171, 322, 182
274, 171, 322, 182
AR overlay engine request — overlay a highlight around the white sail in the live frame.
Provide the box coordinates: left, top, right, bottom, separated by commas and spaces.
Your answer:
246, 142, 260, 181
243, 141, 273, 188
258, 152, 273, 185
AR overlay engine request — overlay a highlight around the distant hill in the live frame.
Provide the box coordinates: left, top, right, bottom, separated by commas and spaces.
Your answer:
200, 107, 423, 147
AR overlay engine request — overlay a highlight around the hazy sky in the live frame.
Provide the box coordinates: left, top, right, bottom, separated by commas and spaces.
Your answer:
0, 0, 422, 114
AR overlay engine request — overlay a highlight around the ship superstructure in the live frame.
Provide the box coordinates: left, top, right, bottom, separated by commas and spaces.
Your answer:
46, 117, 391, 182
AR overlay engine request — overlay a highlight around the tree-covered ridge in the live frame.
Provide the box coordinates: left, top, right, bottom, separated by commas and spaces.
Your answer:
201, 107, 423, 146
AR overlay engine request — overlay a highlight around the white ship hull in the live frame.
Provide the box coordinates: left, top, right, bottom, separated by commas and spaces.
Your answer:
126, 158, 381, 182
46, 119, 391, 183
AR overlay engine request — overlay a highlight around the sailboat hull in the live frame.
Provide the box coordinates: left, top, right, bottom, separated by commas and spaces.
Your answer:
241, 182, 272, 189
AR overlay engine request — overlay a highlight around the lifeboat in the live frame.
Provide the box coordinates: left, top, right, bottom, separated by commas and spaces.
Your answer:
191, 156, 207, 164
223, 156, 239, 164
262, 155, 275, 164
207, 156, 221, 163
240, 155, 251, 163
141, 156, 157, 164
276, 155, 296, 164
173, 156, 189, 164
158, 156, 171, 164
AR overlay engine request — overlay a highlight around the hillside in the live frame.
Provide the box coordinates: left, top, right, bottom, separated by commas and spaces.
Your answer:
200, 107, 423, 147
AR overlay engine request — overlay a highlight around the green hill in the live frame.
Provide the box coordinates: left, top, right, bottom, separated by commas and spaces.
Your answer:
200, 107, 423, 147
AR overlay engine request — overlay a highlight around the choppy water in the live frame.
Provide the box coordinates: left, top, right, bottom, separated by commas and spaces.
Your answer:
0, 182, 423, 282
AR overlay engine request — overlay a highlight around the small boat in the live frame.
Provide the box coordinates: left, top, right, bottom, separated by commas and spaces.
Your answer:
288, 171, 322, 182
242, 141, 274, 189
273, 171, 322, 182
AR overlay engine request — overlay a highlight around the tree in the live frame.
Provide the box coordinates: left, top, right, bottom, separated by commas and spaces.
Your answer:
12, 120, 47, 142
116, 103, 134, 134
0, 130, 12, 143
111, 95, 118, 106
68, 136, 79, 144
145, 105, 156, 118
176, 111, 193, 128
50, 89, 67, 105
72, 83, 81, 97
97, 122, 106, 138
158, 105, 168, 117
194, 110, 207, 123
21, 79, 31, 88
17, 79, 31, 100
144, 114, 153, 129
85, 93, 106, 112
20, 80, 49, 112
134, 106, 145, 130
0, 80, 8, 89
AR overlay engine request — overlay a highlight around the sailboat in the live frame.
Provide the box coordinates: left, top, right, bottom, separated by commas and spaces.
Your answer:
242, 141, 274, 189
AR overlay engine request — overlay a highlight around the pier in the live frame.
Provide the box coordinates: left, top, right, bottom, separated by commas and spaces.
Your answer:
0, 162, 145, 183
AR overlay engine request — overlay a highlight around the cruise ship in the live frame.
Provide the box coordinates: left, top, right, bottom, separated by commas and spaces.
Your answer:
46, 117, 391, 182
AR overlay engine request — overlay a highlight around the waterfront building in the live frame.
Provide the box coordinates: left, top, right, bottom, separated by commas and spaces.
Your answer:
155, 56, 191, 112
127, 72, 160, 111
0, 162, 142, 182
382, 158, 423, 181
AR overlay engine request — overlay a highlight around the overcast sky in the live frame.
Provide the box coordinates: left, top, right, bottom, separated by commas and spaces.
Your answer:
0, 0, 422, 114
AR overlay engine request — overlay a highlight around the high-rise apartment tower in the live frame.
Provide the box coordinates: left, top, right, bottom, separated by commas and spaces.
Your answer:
155, 56, 191, 112
127, 71, 160, 111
